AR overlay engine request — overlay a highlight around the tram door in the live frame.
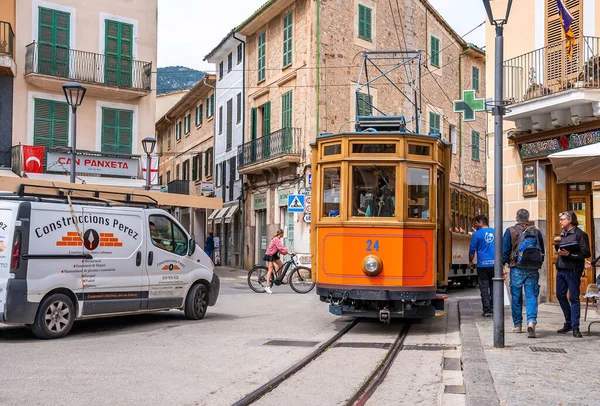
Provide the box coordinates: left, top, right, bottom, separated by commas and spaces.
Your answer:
436, 170, 447, 285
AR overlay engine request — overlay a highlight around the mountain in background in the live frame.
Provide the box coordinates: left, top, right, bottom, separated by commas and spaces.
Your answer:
157, 66, 206, 94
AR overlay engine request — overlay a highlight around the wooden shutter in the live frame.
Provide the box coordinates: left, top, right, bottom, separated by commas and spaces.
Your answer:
431, 36, 440, 67
258, 32, 266, 83
545, 0, 582, 83
262, 101, 271, 136
34, 99, 69, 168
283, 11, 293, 67
199, 104, 203, 124
236, 93, 242, 123
101, 108, 132, 154
101, 108, 118, 153
472, 131, 480, 161
472, 67, 479, 91
226, 98, 233, 150
118, 110, 132, 153
358, 5, 372, 41
38, 8, 70, 77
282, 91, 292, 128
219, 106, 223, 134
198, 153, 203, 180
105, 20, 133, 87
250, 107, 257, 140
357, 92, 372, 116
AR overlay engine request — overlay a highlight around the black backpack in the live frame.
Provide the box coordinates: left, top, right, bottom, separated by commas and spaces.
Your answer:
511, 225, 544, 269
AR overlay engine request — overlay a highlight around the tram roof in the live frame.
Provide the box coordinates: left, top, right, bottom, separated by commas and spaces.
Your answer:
316, 131, 450, 144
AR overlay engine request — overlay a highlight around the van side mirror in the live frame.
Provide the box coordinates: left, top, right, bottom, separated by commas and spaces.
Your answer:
188, 238, 196, 256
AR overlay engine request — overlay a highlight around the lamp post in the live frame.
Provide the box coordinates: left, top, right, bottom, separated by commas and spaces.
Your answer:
483, 0, 513, 348
62, 82, 87, 183
142, 137, 157, 191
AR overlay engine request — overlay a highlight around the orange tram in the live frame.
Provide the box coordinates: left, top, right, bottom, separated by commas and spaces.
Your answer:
310, 116, 455, 321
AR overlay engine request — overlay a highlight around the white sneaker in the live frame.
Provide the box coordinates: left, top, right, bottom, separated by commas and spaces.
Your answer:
264, 286, 273, 294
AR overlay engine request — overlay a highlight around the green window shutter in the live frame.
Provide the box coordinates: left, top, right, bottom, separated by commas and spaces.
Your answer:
472, 66, 479, 91
219, 106, 223, 134
358, 5, 372, 41
101, 108, 132, 154
236, 93, 242, 124
263, 102, 271, 136
168, 129, 172, 149
38, 8, 70, 77
282, 11, 293, 68
192, 155, 198, 181
195, 106, 200, 126
34, 99, 69, 168
198, 153, 203, 180
472, 131, 480, 160
199, 104, 203, 124
210, 95, 215, 116
258, 32, 266, 83
429, 112, 441, 134
105, 20, 133, 87
282, 91, 293, 128
357, 92, 373, 116
250, 107, 258, 140
431, 36, 440, 67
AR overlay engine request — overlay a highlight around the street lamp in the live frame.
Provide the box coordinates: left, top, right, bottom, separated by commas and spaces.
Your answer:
483, 0, 513, 349
142, 137, 157, 191
62, 82, 87, 183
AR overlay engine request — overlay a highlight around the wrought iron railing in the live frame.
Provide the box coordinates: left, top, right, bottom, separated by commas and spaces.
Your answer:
25, 42, 152, 91
504, 36, 600, 104
238, 127, 301, 169
0, 21, 14, 58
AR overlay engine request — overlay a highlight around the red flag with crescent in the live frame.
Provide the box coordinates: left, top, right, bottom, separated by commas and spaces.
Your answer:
23, 146, 45, 173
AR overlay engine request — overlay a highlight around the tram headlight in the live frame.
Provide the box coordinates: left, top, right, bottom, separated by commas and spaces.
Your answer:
362, 255, 383, 276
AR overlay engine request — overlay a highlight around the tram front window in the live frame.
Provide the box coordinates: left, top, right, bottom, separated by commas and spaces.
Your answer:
408, 167, 431, 219
322, 167, 341, 217
352, 166, 396, 218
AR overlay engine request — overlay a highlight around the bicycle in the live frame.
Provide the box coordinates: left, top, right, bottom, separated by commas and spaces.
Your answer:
247, 254, 315, 294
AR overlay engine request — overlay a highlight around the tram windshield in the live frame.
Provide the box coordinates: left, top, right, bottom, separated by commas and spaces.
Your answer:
352, 165, 396, 217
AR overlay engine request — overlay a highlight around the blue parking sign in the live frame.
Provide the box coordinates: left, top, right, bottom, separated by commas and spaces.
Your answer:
287, 194, 305, 213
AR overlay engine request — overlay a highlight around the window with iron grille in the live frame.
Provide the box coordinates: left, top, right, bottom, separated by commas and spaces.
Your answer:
101, 108, 133, 154
428, 112, 441, 135
227, 52, 232, 72
237, 43, 243, 64
357, 92, 372, 116
226, 99, 233, 151
219, 61, 223, 80
33, 99, 69, 167
358, 5, 372, 41
236, 93, 242, 124
282, 11, 293, 68
258, 32, 266, 83
430, 36, 440, 67
472, 131, 480, 161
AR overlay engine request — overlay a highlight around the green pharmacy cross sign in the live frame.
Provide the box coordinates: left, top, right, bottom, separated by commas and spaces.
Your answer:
453, 90, 485, 122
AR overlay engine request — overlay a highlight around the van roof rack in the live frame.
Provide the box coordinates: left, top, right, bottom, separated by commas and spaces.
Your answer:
0, 176, 223, 210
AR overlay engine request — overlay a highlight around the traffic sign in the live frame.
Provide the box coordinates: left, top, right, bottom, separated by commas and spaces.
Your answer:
287, 194, 305, 213
307, 173, 312, 186
305, 204, 311, 214
303, 214, 311, 223
305, 196, 312, 205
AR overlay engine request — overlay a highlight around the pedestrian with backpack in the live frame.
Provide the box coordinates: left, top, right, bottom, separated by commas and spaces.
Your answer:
554, 211, 590, 338
502, 209, 545, 338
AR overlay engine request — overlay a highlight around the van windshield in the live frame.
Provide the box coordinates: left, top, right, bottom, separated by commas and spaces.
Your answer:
149, 215, 188, 256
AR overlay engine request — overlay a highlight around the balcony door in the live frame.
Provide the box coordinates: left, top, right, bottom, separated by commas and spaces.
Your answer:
261, 102, 271, 159
105, 20, 133, 88
545, 0, 582, 89
38, 7, 70, 77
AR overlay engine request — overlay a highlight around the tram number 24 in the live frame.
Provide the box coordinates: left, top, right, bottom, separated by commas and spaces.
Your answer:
366, 239, 380, 252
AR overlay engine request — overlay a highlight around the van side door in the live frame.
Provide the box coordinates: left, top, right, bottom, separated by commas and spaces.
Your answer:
80, 207, 146, 316
145, 211, 190, 309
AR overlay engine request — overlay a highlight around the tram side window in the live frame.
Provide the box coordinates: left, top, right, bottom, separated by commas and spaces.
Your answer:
322, 167, 341, 217
408, 167, 430, 219
352, 166, 396, 217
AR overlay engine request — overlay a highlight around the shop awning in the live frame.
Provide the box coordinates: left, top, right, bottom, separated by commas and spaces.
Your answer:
548, 143, 600, 183
213, 208, 228, 224
224, 205, 239, 223
207, 209, 219, 224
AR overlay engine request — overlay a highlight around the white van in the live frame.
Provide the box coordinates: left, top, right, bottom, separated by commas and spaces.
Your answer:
0, 196, 219, 339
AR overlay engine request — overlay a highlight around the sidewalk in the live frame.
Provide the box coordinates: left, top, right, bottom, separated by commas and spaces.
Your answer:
459, 298, 600, 406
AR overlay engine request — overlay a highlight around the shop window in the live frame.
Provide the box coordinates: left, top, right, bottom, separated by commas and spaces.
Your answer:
408, 167, 431, 219
322, 167, 341, 217
352, 165, 396, 217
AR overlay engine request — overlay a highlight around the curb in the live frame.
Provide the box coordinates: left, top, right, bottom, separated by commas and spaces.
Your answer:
458, 298, 500, 406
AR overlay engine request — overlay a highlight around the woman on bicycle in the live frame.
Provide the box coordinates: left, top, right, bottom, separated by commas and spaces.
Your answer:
264, 228, 294, 294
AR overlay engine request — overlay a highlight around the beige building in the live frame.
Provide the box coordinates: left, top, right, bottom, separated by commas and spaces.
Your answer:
486, 0, 599, 301
236, 0, 487, 267
0, 0, 17, 166
156, 89, 188, 122
155, 75, 216, 243
6, 0, 157, 187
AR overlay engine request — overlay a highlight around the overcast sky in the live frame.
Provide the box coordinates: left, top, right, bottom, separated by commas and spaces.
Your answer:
157, 0, 487, 72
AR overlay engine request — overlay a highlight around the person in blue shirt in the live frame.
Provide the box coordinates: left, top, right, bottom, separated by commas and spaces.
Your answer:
469, 215, 495, 317
502, 209, 545, 338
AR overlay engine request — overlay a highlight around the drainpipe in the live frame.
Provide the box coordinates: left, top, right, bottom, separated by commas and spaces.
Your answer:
233, 31, 246, 269
458, 44, 473, 185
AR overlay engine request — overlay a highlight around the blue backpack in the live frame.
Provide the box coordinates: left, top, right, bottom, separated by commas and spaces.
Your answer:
511, 225, 544, 269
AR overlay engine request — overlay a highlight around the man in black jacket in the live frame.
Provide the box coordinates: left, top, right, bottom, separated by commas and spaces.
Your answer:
554, 211, 591, 338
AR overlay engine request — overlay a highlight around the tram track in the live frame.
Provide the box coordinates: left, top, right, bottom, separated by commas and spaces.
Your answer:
231, 320, 411, 406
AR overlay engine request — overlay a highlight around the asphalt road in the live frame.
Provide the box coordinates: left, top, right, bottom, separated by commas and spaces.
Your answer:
0, 268, 475, 405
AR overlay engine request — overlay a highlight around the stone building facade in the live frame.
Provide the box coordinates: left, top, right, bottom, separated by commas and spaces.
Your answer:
236, 0, 487, 268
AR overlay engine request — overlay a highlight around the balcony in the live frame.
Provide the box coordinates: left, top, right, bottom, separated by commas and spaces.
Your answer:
24, 42, 152, 100
504, 36, 600, 133
237, 128, 302, 175
0, 21, 15, 76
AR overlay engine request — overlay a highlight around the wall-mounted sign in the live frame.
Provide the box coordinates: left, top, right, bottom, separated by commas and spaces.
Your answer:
254, 193, 267, 210
278, 188, 294, 206
201, 182, 214, 193
518, 129, 600, 159
46, 152, 139, 177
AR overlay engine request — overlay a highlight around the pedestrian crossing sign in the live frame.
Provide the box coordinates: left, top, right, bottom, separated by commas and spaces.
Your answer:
287, 194, 305, 213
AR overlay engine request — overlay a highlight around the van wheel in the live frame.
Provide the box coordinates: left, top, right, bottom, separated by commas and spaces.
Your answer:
185, 284, 209, 320
30, 293, 75, 339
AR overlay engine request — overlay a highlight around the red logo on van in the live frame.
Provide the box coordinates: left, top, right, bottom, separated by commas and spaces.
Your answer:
56, 231, 123, 248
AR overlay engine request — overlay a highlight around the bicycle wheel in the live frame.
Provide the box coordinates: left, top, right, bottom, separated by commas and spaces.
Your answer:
289, 266, 315, 294
248, 266, 269, 293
